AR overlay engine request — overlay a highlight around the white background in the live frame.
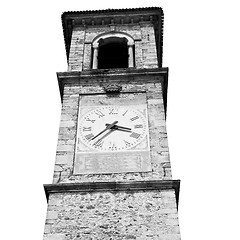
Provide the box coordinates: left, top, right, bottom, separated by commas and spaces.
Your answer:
1, 1, 240, 239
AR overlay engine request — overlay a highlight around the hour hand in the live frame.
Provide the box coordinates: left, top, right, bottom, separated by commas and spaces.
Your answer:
105, 123, 131, 132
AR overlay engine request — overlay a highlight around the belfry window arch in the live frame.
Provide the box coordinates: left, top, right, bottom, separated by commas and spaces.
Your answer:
92, 32, 134, 69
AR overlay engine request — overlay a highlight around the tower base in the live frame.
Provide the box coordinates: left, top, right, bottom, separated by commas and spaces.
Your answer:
43, 180, 180, 239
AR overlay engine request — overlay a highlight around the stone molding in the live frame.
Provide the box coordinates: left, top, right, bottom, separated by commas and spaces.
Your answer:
44, 179, 180, 207
92, 32, 134, 47
57, 67, 169, 114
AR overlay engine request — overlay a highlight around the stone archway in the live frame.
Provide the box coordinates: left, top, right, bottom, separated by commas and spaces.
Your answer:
92, 32, 134, 69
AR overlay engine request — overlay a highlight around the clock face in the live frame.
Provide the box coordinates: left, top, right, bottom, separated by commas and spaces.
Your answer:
78, 105, 147, 151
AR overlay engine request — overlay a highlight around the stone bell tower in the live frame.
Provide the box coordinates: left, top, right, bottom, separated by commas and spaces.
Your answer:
43, 7, 181, 240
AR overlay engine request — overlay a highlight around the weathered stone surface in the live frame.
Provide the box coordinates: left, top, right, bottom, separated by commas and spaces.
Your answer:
68, 28, 85, 71
55, 152, 74, 165
46, 211, 58, 220
44, 189, 180, 239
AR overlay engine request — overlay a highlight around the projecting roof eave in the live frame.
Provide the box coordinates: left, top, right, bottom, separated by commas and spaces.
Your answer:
61, 7, 164, 67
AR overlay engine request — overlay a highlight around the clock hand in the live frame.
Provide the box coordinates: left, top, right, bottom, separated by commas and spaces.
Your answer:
105, 123, 131, 131
111, 126, 132, 132
93, 128, 116, 145
91, 121, 118, 140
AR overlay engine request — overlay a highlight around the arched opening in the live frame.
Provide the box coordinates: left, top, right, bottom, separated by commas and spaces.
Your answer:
92, 32, 135, 70
98, 37, 128, 69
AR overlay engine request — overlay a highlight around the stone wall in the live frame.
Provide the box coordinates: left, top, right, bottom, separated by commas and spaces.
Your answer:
43, 189, 180, 240
68, 27, 85, 71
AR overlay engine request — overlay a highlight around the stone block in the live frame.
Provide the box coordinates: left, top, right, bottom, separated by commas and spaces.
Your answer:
52, 172, 61, 184
58, 127, 76, 140
55, 152, 73, 165
48, 195, 62, 206
56, 144, 74, 152
46, 211, 58, 220
60, 114, 73, 121
165, 218, 180, 226
59, 120, 75, 128
43, 234, 66, 240
54, 165, 62, 172
160, 137, 169, 148
44, 223, 52, 234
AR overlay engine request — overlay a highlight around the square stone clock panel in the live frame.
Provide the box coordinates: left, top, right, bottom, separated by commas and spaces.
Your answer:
73, 92, 152, 174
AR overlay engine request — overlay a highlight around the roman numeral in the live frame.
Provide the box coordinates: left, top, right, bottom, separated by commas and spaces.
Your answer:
95, 110, 105, 118
94, 139, 104, 148
134, 124, 143, 129
122, 110, 128, 116
109, 108, 118, 115
130, 116, 139, 121
83, 126, 92, 131
85, 133, 94, 141
124, 140, 131, 148
130, 132, 141, 139
85, 117, 95, 123
108, 143, 117, 151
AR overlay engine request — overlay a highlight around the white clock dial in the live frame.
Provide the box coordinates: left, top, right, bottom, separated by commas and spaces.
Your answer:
78, 105, 147, 151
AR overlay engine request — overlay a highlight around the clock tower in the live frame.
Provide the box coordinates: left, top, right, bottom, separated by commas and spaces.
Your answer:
43, 7, 181, 240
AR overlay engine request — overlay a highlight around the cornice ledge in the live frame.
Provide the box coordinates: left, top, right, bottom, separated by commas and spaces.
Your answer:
56, 67, 169, 105
44, 179, 180, 206
57, 67, 168, 79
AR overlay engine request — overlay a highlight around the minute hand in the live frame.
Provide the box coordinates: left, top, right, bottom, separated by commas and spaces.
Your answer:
91, 121, 118, 140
